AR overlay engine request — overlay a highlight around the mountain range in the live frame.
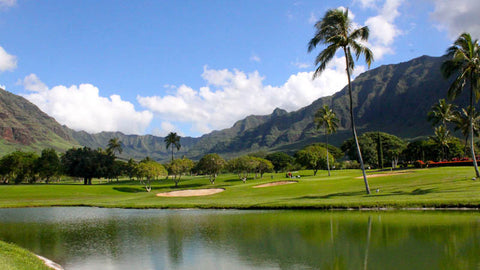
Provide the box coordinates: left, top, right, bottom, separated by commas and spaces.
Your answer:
0, 55, 467, 161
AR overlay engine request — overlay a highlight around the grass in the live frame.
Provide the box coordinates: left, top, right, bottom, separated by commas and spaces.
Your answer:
0, 241, 51, 270
0, 166, 479, 209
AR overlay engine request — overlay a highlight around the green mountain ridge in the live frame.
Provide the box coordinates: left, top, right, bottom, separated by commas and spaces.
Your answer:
0, 55, 468, 160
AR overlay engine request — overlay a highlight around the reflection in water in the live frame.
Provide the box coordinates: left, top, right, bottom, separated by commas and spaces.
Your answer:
0, 208, 479, 269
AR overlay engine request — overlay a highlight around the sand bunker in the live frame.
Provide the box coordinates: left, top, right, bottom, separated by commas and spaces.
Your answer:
355, 172, 411, 179
253, 181, 298, 188
156, 188, 225, 197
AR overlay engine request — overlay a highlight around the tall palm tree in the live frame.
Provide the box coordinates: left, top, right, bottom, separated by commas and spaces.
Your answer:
164, 132, 181, 162
314, 105, 338, 176
453, 106, 480, 156
427, 99, 456, 128
107, 138, 123, 157
308, 8, 374, 194
441, 32, 480, 178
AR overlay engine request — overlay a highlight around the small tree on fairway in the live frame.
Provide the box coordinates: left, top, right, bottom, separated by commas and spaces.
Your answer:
197, 153, 225, 184
169, 158, 194, 187
295, 144, 333, 176
36, 148, 60, 183
308, 8, 373, 194
314, 105, 338, 176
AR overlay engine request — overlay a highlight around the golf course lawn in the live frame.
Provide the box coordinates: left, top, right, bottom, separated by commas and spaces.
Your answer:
0, 166, 479, 209
0, 241, 51, 270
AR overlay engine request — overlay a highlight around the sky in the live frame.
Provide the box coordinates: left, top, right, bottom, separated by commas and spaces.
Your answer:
0, 0, 479, 138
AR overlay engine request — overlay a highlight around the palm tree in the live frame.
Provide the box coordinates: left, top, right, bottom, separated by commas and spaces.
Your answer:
430, 125, 451, 161
427, 99, 456, 128
441, 32, 480, 178
453, 106, 480, 156
107, 138, 123, 157
314, 105, 338, 176
308, 8, 374, 194
164, 132, 181, 162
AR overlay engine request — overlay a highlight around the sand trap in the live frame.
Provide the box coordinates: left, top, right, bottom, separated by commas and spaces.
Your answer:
253, 181, 298, 188
355, 172, 411, 179
156, 188, 225, 197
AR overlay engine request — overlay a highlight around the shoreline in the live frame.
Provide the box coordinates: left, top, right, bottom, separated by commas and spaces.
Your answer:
36, 254, 64, 270
0, 204, 479, 211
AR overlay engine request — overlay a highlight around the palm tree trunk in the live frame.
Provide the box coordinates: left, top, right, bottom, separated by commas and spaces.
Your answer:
325, 127, 331, 176
470, 78, 480, 178
345, 47, 370, 194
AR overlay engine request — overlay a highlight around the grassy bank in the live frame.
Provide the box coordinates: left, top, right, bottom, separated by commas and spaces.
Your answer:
0, 167, 479, 209
0, 241, 51, 270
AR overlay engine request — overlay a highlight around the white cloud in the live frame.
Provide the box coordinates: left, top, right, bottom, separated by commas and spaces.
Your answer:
151, 121, 184, 137
430, 0, 480, 40
362, 0, 403, 59
0, 84, 5, 90
250, 54, 261, 63
20, 74, 153, 135
0, 0, 15, 9
0, 46, 17, 72
292, 61, 311, 69
138, 59, 362, 135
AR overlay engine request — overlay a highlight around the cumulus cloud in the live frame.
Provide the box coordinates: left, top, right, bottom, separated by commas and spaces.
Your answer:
430, 0, 480, 40
151, 121, 184, 137
20, 74, 153, 135
0, 46, 17, 72
363, 0, 403, 59
138, 59, 363, 135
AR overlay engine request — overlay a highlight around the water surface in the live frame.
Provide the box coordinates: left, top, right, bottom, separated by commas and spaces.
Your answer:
0, 208, 479, 269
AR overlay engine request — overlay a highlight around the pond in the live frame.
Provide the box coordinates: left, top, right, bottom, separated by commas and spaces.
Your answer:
0, 207, 479, 269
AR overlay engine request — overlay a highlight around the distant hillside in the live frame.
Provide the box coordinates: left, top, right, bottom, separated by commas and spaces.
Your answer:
67, 130, 198, 161
0, 55, 470, 160
0, 88, 79, 152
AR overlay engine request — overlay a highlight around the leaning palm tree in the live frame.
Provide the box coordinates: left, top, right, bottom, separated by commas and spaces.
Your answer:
164, 132, 181, 162
427, 99, 456, 128
315, 105, 339, 176
308, 8, 374, 194
452, 106, 480, 156
441, 32, 480, 178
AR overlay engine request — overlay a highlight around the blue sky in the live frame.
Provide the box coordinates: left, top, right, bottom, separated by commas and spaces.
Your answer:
0, 0, 479, 137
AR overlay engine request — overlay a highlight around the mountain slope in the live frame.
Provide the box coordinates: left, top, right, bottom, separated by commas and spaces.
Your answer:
0, 88, 79, 152
189, 55, 465, 156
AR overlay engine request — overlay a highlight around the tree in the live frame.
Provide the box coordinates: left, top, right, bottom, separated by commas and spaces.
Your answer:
429, 125, 452, 161
342, 132, 406, 168
36, 148, 60, 183
265, 152, 293, 173
164, 132, 181, 162
135, 159, 167, 192
252, 157, 274, 179
427, 99, 456, 128
169, 158, 194, 187
308, 8, 373, 194
107, 138, 123, 157
0, 151, 38, 184
452, 106, 480, 156
295, 144, 333, 176
314, 105, 338, 176
196, 153, 225, 184
441, 32, 480, 178
61, 147, 101, 185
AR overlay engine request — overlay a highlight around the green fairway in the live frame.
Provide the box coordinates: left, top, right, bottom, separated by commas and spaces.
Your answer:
0, 241, 51, 270
0, 167, 479, 209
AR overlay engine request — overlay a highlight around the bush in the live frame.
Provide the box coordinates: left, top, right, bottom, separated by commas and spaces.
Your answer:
413, 160, 426, 168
